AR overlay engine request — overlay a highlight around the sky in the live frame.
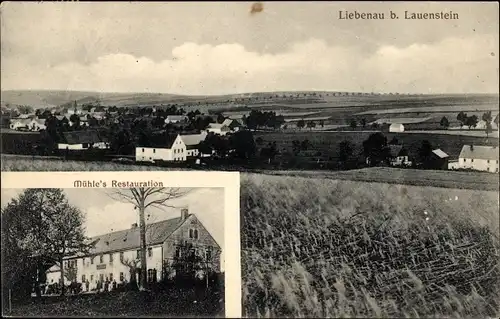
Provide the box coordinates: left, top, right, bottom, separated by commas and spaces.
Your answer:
1, 2, 499, 94
0, 187, 225, 246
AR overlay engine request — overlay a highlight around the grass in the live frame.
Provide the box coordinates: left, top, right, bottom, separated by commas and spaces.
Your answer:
240, 174, 500, 318
7, 287, 224, 317
254, 130, 499, 162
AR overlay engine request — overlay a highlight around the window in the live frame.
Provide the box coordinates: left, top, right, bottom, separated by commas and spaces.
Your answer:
120, 272, 124, 282
175, 246, 181, 258
99, 274, 104, 282
194, 229, 199, 239
109, 273, 113, 282
90, 275, 94, 282
148, 247, 153, 257
137, 250, 141, 259
189, 229, 193, 238
120, 252, 124, 262
471, 159, 474, 163
142, 148, 145, 152
82, 275, 86, 282
64, 261, 68, 268
487, 160, 490, 163
91, 256, 94, 264
99, 255, 104, 264
206, 247, 212, 260
147, 269, 155, 283
109, 253, 113, 264
153, 149, 156, 153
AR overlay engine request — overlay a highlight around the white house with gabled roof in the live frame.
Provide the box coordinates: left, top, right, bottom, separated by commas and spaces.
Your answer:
458, 145, 499, 173
45, 208, 221, 291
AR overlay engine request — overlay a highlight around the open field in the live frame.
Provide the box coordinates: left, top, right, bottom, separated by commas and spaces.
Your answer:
240, 173, 500, 317
258, 167, 499, 192
405, 130, 500, 138
6, 288, 223, 317
2, 155, 498, 192
356, 104, 499, 116
254, 131, 499, 162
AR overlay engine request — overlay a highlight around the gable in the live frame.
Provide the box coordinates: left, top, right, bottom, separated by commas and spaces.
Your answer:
166, 214, 220, 250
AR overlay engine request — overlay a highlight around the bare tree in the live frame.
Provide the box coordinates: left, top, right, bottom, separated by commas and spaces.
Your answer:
107, 188, 190, 290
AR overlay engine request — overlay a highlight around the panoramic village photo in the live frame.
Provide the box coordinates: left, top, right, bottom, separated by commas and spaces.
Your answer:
1, 186, 227, 317
1, 1, 499, 318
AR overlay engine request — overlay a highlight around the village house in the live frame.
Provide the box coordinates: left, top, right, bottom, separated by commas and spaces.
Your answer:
427, 149, 449, 170
58, 130, 110, 151
388, 144, 412, 167
9, 118, 32, 130
45, 208, 221, 290
135, 132, 207, 162
457, 145, 499, 173
221, 118, 242, 132
165, 115, 189, 124
389, 123, 405, 133
29, 118, 47, 131
206, 123, 231, 136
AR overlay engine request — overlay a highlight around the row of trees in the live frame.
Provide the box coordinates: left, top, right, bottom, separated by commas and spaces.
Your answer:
242, 110, 285, 130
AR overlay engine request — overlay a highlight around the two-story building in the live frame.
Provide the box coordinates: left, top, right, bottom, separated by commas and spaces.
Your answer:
46, 208, 221, 289
135, 133, 207, 162
458, 145, 499, 173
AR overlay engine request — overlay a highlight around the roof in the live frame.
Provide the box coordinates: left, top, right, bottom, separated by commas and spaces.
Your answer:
389, 123, 405, 127
207, 123, 230, 130
459, 145, 499, 161
139, 132, 178, 148
87, 217, 186, 255
55, 115, 67, 121
62, 130, 108, 144
165, 115, 188, 121
10, 118, 31, 125
388, 145, 408, 157
180, 132, 207, 146
221, 119, 234, 126
432, 149, 449, 158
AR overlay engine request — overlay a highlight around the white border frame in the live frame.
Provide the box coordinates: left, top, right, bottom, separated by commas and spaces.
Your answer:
1, 171, 241, 318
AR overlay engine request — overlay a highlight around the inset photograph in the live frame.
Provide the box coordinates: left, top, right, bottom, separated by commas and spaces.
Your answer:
1, 172, 240, 318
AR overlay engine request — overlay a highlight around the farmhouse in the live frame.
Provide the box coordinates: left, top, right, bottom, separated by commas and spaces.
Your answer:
388, 145, 412, 167
458, 145, 499, 173
428, 149, 449, 170
45, 208, 221, 290
206, 123, 231, 136
135, 132, 206, 162
389, 123, 405, 132
58, 130, 110, 151
165, 115, 188, 124
221, 118, 242, 131
29, 118, 47, 131
9, 118, 32, 130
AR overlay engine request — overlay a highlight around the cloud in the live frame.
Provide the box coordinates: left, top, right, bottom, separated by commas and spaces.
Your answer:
2, 35, 498, 94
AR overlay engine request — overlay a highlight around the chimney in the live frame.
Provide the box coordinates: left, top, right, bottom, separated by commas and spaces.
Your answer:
181, 208, 189, 221
470, 145, 474, 151
131, 223, 138, 229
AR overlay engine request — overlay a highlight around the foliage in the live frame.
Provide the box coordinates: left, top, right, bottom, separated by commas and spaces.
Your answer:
457, 111, 468, 126
440, 116, 450, 129
362, 132, 389, 166
417, 140, 434, 167
243, 110, 285, 130
296, 119, 305, 130
338, 140, 354, 168
466, 115, 479, 130
349, 118, 357, 129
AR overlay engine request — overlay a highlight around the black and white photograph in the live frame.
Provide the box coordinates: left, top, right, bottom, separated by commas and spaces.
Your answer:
1, 172, 241, 317
1, 1, 499, 318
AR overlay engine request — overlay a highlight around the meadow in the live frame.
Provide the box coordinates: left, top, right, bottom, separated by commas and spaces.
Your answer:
2, 156, 499, 317
254, 130, 499, 162
240, 173, 500, 318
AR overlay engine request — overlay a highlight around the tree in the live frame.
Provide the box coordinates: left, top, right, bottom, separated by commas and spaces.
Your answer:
389, 137, 399, 145
440, 116, 450, 129
349, 119, 357, 129
338, 140, 354, 168
319, 120, 325, 128
485, 122, 493, 138
108, 188, 189, 291
362, 132, 389, 166
297, 119, 305, 130
229, 130, 256, 159
307, 121, 316, 130
361, 118, 367, 128
494, 113, 499, 129
457, 111, 467, 126
466, 115, 478, 130
418, 140, 434, 167
482, 111, 493, 123
216, 113, 225, 124
1, 189, 91, 297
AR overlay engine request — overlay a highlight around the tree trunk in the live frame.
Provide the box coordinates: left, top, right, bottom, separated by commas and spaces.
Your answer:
138, 202, 148, 291
60, 258, 65, 296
